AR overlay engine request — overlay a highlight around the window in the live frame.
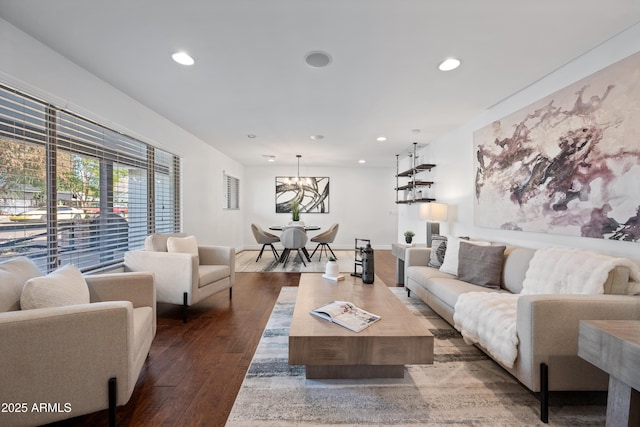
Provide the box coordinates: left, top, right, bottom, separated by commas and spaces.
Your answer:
0, 84, 181, 272
223, 172, 239, 210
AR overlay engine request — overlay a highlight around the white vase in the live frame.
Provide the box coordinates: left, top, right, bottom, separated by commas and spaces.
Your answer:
325, 261, 339, 277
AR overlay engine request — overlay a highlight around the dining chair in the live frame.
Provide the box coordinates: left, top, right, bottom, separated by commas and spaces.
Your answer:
310, 223, 339, 261
280, 226, 309, 266
251, 223, 280, 262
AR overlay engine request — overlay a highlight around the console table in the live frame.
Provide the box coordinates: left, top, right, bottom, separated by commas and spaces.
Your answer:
578, 320, 640, 427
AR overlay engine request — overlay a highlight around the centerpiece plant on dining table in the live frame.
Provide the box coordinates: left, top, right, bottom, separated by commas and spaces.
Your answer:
291, 199, 301, 222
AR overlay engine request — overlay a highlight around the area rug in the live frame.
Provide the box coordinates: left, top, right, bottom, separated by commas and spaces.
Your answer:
225, 286, 606, 426
235, 250, 355, 273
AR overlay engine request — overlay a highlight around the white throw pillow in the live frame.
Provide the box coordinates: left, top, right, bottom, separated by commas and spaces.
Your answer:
21, 264, 90, 310
167, 235, 199, 256
439, 237, 491, 276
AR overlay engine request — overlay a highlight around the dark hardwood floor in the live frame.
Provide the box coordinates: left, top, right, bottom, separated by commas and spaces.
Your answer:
48, 250, 399, 427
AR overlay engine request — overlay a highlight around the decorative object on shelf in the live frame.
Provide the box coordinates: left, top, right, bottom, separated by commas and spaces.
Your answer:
474, 50, 640, 243
419, 202, 449, 247
395, 142, 436, 204
324, 256, 339, 277
404, 230, 415, 244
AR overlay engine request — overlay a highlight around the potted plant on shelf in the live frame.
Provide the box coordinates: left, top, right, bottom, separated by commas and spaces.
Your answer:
290, 199, 301, 223
404, 230, 415, 244
325, 256, 339, 277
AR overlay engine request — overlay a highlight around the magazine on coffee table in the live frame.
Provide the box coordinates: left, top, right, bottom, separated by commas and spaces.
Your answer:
310, 301, 381, 332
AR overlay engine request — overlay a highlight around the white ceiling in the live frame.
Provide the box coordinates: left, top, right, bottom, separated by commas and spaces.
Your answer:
1, 0, 639, 167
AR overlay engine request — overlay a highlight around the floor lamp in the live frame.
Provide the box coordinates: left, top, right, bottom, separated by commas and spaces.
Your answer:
419, 202, 449, 247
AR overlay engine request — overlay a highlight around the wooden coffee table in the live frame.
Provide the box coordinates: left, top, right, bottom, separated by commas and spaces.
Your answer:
289, 273, 433, 379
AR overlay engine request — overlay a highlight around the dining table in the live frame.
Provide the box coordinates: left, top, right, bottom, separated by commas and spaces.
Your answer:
269, 225, 321, 231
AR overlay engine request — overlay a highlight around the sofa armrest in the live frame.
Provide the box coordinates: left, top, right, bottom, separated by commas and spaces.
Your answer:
405, 247, 431, 268
404, 248, 431, 286
0, 302, 135, 422
86, 272, 156, 335
199, 245, 234, 266
124, 250, 196, 305
516, 294, 640, 390
86, 272, 155, 307
199, 245, 235, 284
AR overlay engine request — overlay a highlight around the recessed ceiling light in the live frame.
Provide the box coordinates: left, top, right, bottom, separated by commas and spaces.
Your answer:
262, 155, 276, 162
172, 51, 195, 66
358, 159, 366, 164
310, 135, 324, 140
411, 129, 421, 134
438, 58, 460, 71
305, 51, 332, 68
376, 136, 387, 142
247, 134, 257, 138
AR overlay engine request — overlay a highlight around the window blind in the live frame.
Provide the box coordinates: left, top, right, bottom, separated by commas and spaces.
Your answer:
0, 84, 181, 272
223, 173, 239, 210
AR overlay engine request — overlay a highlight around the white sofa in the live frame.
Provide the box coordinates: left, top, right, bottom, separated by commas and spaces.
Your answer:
0, 257, 156, 427
405, 243, 640, 422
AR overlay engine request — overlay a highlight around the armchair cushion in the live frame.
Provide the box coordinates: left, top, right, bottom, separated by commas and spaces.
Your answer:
144, 232, 187, 252
167, 235, 199, 256
199, 265, 231, 288
0, 256, 42, 312
21, 264, 90, 310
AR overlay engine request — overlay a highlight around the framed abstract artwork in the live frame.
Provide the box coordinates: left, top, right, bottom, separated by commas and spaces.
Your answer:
474, 51, 640, 243
275, 177, 329, 213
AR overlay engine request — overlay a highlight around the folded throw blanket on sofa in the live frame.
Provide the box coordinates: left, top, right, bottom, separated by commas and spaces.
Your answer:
453, 292, 519, 368
521, 247, 640, 295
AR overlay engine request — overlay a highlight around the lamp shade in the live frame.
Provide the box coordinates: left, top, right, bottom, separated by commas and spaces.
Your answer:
419, 202, 448, 221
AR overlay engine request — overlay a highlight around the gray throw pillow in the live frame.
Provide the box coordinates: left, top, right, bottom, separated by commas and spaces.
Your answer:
457, 241, 506, 289
428, 236, 447, 268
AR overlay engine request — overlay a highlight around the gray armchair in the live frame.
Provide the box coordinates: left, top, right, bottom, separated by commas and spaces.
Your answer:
0, 257, 156, 427
280, 226, 309, 266
251, 223, 280, 262
310, 223, 339, 260
124, 233, 234, 322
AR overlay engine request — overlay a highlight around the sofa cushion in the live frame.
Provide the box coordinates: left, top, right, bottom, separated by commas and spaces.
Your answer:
426, 277, 504, 309
21, 264, 90, 310
603, 266, 630, 295
167, 235, 199, 256
0, 257, 43, 312
144, 232, 187, 252
458, 242, 506, 289
439, 237, 490, 275
408, 266, 456, 289
428, 236, 447, 268
502, 247, 536, 294
198, 265, 231, 288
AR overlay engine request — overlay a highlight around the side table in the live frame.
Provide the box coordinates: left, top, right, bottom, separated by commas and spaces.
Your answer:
578, 320, 640, 427
391, 243, 426, 286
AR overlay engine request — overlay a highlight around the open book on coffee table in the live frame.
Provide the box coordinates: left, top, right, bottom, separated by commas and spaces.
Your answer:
310, 301, 381, 332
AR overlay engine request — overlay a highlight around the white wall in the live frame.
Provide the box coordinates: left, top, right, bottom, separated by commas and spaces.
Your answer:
0, 18, 244, 249
399, 22, 640, 258
244, 165, 397, 250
